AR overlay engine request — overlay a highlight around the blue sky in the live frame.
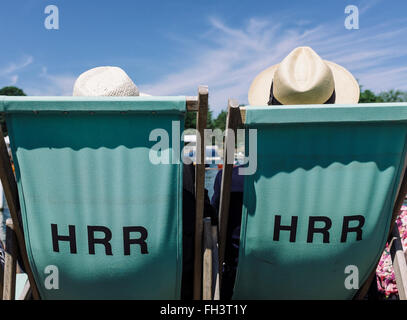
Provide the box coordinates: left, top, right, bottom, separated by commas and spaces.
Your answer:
0, 0, 406, 114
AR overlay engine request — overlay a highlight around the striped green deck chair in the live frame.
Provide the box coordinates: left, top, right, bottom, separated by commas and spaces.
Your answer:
0, 88, 209, 300
218, 102, 407, 300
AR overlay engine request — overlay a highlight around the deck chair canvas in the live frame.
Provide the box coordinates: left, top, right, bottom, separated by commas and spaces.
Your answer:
218, 102, 407, 300
0, 87, 209, 300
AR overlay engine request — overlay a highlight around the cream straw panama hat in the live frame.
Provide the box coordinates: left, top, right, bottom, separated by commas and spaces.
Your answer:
248, 46, 360, 106
73, 66, 150, 97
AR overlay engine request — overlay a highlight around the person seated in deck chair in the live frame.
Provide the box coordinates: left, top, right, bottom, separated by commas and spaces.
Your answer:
213, 46, 360, 299
73, 66, 216, 300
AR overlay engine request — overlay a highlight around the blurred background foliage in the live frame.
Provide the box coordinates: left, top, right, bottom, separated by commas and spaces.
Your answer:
0, 86, 26, 136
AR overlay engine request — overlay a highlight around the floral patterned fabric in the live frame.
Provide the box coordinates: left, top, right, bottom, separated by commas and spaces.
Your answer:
376, 205, 407, 298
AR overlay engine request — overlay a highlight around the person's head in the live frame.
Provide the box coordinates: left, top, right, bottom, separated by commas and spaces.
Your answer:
73, 66, 144, 97
248, 46, 359, 106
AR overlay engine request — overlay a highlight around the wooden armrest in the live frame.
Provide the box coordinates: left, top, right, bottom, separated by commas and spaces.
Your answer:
3, 219, 17, 300
390, 225, 407, 300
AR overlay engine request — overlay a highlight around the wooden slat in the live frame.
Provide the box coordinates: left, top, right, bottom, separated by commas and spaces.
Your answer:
390, 226, 407, 300
186, 97, 198, 111
240, 108, 246, 125
202, 217, 213, 300
18, 279, 31, 300
218, 99, 241, 287
0, 236, 3, 299
3, 219, 16, 300
0, 129, 40, 299
193, 85, 208, 300
0, 267, 3, 300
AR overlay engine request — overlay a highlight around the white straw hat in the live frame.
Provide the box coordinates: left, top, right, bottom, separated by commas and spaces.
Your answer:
248, 47, 360, 105
73, 66, 148, 96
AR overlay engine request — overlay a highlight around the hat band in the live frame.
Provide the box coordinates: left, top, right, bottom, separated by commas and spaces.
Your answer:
268, 82, 336, 105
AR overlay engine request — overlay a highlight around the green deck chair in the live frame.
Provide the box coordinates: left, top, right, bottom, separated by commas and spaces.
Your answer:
218, 101, 407, 300
0, 88, 209, 300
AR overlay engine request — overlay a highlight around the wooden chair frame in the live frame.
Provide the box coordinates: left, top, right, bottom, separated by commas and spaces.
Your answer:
0, 86, 210, 300
217, 99, 240, 286
0, 230, 4, 299
217, 101, 407, 300
0, 122, 39, 300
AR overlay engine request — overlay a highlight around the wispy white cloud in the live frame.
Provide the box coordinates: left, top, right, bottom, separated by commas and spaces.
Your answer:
141, 13, 407, 113
10, 75, 18, 85
358, 0, 383, 14
0, 57, 75, 96
0, 56, 33, 76
0, 56, 33, 87
0, 56, 76, 95
2, 2, 404, 108
25, 67, 76, 96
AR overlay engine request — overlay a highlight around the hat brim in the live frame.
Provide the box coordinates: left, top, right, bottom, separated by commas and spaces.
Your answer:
248, 60, 360, 106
